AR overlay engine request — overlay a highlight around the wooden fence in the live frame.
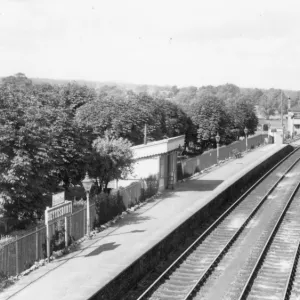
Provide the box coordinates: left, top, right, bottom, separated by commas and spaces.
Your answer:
0, 203, 96, 277
118, 181, 146, 208
179, 134, 267, 179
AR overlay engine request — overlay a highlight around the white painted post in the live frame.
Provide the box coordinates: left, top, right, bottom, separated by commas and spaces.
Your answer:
86, 192, 90, 238
45, 207, 50, 260
35, 227, 39, 261
64, 216, 68, 248
15, 236, 19, 274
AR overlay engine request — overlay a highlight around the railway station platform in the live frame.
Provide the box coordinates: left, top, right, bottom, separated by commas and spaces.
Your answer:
0, 144, 290, 300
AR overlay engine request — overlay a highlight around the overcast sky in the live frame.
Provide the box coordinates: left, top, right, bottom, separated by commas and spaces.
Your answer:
0, 0, 300, 89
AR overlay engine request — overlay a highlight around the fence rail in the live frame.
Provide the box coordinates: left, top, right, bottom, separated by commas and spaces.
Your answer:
0, 203, 96, 277
178, 134, 267, 179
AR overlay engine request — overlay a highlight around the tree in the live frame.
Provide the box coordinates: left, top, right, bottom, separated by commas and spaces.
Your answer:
188, 95, 233, 149
98, 85, 128, 101
215, 83, 240, 103
59, 82, 97, 111
76, 92, 189, 145
226, 95, 258, 139
241, 88, 263, 105
172, 86, 198, 105
154, 98, 190, 138
258, 88, 281, 119
0, 76, 95, 221
88, 133, 133, 190
1, 72, 33, 88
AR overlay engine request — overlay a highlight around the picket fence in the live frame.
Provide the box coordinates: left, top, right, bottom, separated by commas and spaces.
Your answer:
0, 204, 96, 277
179, 134, 267, 178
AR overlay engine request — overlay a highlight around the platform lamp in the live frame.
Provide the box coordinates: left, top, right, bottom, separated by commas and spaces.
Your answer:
215, 133, 220, 165
244, 127, 249, 151
82, 172, 93, 238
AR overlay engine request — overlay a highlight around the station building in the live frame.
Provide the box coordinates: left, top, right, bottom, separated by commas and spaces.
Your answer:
130, 135, 185, 190
109, 135, 185, 192
287, 104, 300, 137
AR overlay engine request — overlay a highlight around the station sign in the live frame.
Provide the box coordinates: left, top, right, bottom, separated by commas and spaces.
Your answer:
52, 191, 65, 207
45, 200, 72, 225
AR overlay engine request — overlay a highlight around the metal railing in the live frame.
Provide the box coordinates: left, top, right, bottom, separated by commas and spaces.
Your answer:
0, 203, 96, 277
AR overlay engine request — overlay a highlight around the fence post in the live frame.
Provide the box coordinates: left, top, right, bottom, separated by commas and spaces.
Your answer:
15, 236, 19, 275
45, 207, 50, 261
35, 227, 39, 261
83, 205, 86, 237
64, 216, 68, 248
69, 213, 72, 244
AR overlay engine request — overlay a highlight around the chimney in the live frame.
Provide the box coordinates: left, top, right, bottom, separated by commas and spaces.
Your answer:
144, 123, 147, 145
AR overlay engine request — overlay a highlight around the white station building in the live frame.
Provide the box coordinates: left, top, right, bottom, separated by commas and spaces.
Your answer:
287, 103, 300, 137
109, 135, 185, 191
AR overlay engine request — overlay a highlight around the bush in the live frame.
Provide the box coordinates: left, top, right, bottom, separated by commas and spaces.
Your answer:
139, 176, 159, 202
42, 226, 72, 257
262, 124, 269, 131
94, 192, 126, 226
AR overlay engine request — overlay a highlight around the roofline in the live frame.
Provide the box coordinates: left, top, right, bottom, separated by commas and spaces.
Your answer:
131, 135, 185, 150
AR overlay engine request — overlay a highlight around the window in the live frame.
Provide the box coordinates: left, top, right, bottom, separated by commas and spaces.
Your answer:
294, 124, 300, 129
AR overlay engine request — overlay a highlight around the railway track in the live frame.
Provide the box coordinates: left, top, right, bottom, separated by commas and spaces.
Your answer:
233, 180, 300, 300
288, 241, 300, 300
122, 147, 300, 300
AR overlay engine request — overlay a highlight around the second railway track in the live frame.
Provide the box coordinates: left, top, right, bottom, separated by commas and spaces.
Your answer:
122, 147, 300, 300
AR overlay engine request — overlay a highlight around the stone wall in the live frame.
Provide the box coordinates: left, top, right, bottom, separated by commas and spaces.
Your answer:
89, 144, 293, 300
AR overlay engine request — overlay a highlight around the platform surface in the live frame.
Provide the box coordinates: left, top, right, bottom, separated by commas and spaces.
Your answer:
0, 144, 286, 300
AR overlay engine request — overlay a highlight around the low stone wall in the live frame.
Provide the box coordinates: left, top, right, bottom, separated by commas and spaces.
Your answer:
89, 144, 293, 300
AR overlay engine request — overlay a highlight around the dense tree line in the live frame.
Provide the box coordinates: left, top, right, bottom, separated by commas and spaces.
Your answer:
0, 74, 189, 221
76, 92, 190, 144
0, 74, 263, 222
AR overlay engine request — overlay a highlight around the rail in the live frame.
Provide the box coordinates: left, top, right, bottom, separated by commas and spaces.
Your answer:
283, 239, 300, 299
137, 147, 300, 299
237, 179, 300, 300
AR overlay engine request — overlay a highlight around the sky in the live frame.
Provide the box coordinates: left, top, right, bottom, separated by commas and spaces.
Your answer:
0, 0, 300, 90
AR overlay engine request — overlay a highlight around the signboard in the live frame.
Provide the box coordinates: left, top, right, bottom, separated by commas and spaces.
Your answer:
52, 191, 65, 207
294, 113, 300, 119
45, 200, 72, 225
45, 200, 72, 260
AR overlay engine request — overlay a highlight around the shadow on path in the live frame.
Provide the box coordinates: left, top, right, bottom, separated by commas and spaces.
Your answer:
109, 229, 146, 236
85, 242, 120, 257
114, 215, 154, 227
176, 179, 223, 192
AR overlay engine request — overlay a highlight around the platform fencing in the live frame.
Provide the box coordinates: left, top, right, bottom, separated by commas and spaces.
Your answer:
179, 134, 267, 179
0, 203, 96, 277
118, 181, 148, 208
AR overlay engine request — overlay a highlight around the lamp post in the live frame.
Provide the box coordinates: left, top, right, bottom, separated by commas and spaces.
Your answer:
82, 172, 93, 238
244, 127, 249, 151
215, 133, 220, 165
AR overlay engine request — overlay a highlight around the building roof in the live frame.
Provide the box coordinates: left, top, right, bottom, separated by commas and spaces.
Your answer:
131, 135, 185, 159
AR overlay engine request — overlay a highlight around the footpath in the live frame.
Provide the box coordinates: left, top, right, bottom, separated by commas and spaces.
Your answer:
1, 144, 286, 300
